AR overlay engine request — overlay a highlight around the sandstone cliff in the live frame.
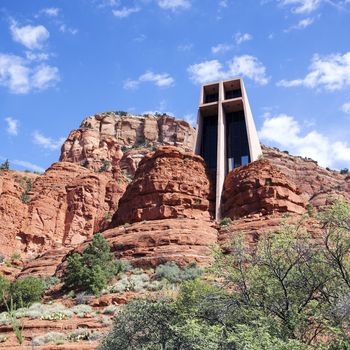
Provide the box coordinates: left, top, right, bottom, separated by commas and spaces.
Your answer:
60, 112, 195, 174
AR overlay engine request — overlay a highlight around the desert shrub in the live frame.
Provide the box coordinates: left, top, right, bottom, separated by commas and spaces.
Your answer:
64, 233, 120, 295
41, 311, 69, 321
70, 304, 93, 317
98, 160, 110, 172
68, 328, 101, 342
340, 168, 349, 174
306, 203, 314, 217
33, 332, 66, 346
20, 177, 32, 204
110, 273, 160, 293
103, 305, 118, 315
75, 292, 93, 305
219, 217, 232, 227
0, 275, 10, 301
0, 336, 7, 343
155, 262, 202, 284
43, 276, 60, 289
10, 276, 45, 307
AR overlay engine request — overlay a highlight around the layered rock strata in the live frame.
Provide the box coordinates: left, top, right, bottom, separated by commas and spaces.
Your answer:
60, 112, 195, 173
222, 160, 306, 219
263, 146, 350, 207
98, 219, 217, 267
112, 146, 215, 225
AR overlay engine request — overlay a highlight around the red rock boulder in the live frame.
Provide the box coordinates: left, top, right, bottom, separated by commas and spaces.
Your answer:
222, 160, 306, 219
112, 146, 215, 225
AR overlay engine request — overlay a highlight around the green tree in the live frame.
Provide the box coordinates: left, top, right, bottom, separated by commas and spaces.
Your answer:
10, 276, 45, 307
64, 233, 119, 295
0, 159, 10, 170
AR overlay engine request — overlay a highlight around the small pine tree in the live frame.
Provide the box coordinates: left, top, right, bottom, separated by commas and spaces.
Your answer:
0, 159, 10, 170
64, 233, 119, 295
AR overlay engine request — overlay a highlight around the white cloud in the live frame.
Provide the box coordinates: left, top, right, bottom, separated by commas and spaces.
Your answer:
211, 43, 232, 54
0, 54, 59, 94
177, 43, 193, 52
59, 24, 78, 35
259, 114, 350, 168
41, 8, 60, 17
33, 131, 65, 151
124, 70, 175, 89
219, 0, 229, 7
97, 0, 120, 7
235, 32, 253, 45
285, 17, 315, 31
341, 101, 350, 114
10, 20, 49, 50
112, 7, 140, 18
25, 51, 50, 61
280, 0, 322, 13
188, 55, 269, 85
277, 52, 350, 91
5, 117, 19, 136
158, 0, 191, 10
12, 160, 45, 173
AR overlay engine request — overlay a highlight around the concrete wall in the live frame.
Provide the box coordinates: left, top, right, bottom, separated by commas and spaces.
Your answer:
194, 78, 262, 220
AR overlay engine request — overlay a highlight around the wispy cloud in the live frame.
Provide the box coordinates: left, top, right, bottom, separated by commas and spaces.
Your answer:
259, 113, 350, 168
40, 8, 60, 17
33, 131, 65, 151
211, 43, 232, 54
188, 55, 269, 85
25, 51, 50, 61
285, 16, 316, 31
12, 159, 45, 173
112, 7, 141, 18
341, 101, 350, 114
279, 0, 322, 13
10, 20, 49, 50
59, 24, 78, 35
235, 32, 253, 45
5, 117, 19, 136
157, 0, 191, 11
124, 71, 175, 89
0, 53, 60, 94
277, 52, 350, 91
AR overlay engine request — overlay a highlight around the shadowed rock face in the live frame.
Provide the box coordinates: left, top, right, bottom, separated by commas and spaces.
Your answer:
112, 146, 215, 226
222, 159, 306, 219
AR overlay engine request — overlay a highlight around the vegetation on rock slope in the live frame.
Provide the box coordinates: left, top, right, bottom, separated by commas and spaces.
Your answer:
99, 199, 350, 350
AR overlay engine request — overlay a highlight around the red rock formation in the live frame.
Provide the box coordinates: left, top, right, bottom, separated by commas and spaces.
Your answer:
60, 112, 195, 174
103, 218, 217, 267
112, 146, 215, 225
0, 170, 38, 258
18, 162, 127, 256
263, 146, 350, 207
222, 160, 306, 219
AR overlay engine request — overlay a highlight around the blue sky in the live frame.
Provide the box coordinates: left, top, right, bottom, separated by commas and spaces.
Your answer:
0, 0, 349, 172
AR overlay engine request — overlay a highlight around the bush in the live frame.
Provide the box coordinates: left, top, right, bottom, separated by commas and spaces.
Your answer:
43, 276, 60, 290
0, 275, 10, 301
10, 277, 45, 307
155, 262, 202, 284
340, 168, 349, 174
98, 160, 110, 173
219, 217, 232, 227
33, 332, 66, 346
64, 233, 120, 295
